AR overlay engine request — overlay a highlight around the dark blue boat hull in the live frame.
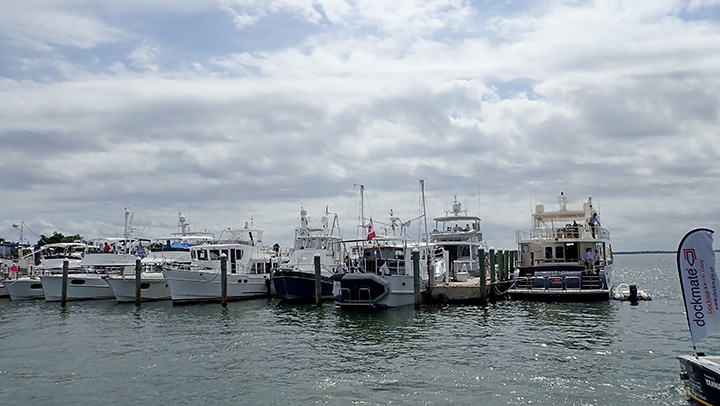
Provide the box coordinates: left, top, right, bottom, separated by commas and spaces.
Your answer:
272, 270, 334, 301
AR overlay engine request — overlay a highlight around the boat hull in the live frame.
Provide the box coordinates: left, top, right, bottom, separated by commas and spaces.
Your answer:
333, 273, 420, 309
272, 270, 334, 301
163, 267, 270, 304
4, 277, 45, 300
104, 273, 170, 302
508, 266, 611, 302
679, 354, 720, 406
40, 274, 114, 301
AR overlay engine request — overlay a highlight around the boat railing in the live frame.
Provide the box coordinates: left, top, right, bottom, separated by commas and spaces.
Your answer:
517, 225, 612, 242
515, 274, 585, 290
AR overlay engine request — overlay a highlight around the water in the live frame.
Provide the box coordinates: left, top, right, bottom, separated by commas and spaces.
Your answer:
0, 254, 707, 405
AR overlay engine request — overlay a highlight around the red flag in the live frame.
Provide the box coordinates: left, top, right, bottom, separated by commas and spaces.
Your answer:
367, 218, 376, 241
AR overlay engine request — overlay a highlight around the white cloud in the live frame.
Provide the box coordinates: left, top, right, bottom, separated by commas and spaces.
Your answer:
1, 1, 720, 251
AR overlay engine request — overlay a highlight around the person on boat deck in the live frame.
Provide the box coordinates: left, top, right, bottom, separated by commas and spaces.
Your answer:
594, 249, 601, 265
103, 242, 111, 253
584, 248, 594, 270
2, 263, 8, 280
10, 262, 19, 279
588, 213, 600, 238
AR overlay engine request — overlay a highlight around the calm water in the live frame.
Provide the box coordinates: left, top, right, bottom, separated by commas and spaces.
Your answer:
0, 254, 709, 405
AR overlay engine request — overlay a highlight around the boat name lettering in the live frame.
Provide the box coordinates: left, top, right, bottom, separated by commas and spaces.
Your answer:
687, 267, 709, 326
705, 377, 720, 390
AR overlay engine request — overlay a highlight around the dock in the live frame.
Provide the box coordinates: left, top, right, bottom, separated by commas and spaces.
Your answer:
429, 277, 512, 304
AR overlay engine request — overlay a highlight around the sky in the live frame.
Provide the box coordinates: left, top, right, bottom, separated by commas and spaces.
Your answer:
1, 0, 720, 252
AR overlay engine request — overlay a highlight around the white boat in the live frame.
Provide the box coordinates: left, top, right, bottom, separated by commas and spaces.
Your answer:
677, 228, 720, 405
4, 242, 86, 300
41, 272, 117, 302
333, 181, 447, 309
611, 283, 651, 301
509, 193, 614, 301
104, 272, 170, 302
163, 221, 282, 304
0, 282, 8, 298
42, 207, 145, 302
430, 196, 488, 284
272, 207, 345, 302
105, 213, 215, 303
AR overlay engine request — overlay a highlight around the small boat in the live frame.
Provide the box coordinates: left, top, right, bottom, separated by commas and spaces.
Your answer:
332, 181, 448, 309
430, 196, 488, 284
5, 242, 86, 300
611, 283, 651, 301
41, 208, 144, 302
677, 228, 720, 405
508, 192, 613, 301
105, 213, 214, 303
272, 207, 345, 302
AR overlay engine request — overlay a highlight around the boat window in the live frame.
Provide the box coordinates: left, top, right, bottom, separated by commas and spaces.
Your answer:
71, 279, 86, 285
235, 250, 244, 260
545, 247, 553, 259
209, 250, 221, 260
555, 246, 565, 259
196, 250, 207, 260
221, 249, 229, 259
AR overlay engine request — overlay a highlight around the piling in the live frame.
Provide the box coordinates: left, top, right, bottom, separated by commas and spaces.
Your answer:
314, 253, 322, 306
135, 258, 142, 306
479, 248, 487, 303
61, 259, 69, 306
489, 248, 496, 285
499, 250, 506, 281
413, 248, 421, 308
221, 254, 228, 307
508, 250, 517, 279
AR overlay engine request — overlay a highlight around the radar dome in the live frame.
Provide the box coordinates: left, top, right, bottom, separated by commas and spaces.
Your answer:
535, 204, 545, 213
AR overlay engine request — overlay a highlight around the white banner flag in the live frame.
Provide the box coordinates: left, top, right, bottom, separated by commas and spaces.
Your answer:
678, 228, 720, 345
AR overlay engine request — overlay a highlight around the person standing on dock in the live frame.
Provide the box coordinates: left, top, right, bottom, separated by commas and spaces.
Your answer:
588, 213, 600, 238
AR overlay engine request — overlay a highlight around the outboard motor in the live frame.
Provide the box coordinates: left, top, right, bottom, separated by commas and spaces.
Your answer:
629, 284, 638, 304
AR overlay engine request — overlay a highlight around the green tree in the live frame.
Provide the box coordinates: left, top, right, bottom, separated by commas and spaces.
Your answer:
36, 232, 83, 246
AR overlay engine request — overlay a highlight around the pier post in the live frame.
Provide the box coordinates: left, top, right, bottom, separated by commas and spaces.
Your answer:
221, 254, 228, 307
479, 248, 487, 303
412, 248, 421, 309
499, 250, 507, 282
509, 250, 517, 280
135, 257, 142, 306
314, 253, 322, 306
61, 259, 69, 306
489, 248, 496, 285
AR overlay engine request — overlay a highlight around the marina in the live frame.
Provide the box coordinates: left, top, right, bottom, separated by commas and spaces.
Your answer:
0, 194, 711, 405
0, 253, 705, 405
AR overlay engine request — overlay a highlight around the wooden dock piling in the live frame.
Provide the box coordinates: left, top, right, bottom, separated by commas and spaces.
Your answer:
314, 253, 322, 306
413, 248, 421, 308
221, 254, 228, 307
61, 259, 69, 306
135, 258, 142, 306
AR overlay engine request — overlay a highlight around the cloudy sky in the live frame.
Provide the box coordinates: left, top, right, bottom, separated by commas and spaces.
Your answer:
1, 0, 719, 252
